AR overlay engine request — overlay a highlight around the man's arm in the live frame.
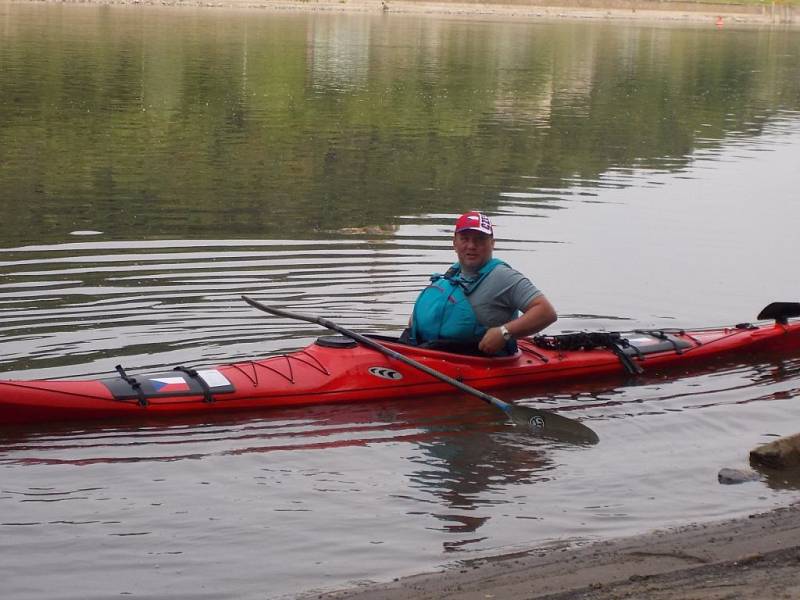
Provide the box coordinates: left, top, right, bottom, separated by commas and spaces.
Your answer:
478, 295, 557, 355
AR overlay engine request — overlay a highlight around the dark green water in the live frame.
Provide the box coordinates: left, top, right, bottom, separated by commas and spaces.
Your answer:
2, 4, 800, 599
2, 5, 799, 243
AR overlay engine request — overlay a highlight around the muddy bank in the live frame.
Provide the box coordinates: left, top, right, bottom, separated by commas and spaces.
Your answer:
318, 502, 800, 599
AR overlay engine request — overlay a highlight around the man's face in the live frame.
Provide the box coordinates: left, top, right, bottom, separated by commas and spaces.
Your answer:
453, 230, 494, 271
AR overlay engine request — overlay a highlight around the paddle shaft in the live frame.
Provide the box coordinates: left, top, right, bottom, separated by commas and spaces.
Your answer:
241, 296, 515, 416
242, 296, 600, 443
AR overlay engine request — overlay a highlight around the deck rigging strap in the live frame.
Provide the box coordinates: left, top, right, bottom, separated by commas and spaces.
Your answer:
532, 332, 644, 375
114, 364, 148, 406
173, 366, 214, 403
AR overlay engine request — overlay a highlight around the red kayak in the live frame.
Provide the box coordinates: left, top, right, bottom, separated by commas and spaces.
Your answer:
1, 302, 799, 426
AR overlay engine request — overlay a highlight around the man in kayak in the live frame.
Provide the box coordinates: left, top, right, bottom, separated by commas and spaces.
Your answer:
406, 211, 557, 355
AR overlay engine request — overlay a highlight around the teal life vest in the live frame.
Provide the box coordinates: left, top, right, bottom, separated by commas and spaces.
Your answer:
408, 258, 511, 350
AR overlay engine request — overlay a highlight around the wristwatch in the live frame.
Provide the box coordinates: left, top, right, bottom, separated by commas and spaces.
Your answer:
500, 324, 513, 341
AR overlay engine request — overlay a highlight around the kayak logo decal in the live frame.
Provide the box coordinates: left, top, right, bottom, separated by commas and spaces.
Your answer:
530, 416, 545, 430
368, 366, 403, 381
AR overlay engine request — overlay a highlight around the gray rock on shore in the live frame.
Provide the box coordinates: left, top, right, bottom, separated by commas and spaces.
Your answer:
718, 467, 760, 485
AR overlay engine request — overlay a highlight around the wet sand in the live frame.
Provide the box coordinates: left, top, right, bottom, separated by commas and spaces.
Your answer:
319, 502, 800, 599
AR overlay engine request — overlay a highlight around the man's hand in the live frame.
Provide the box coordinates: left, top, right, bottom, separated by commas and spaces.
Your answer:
478, 327, 507, 355
478, 295, 557, 355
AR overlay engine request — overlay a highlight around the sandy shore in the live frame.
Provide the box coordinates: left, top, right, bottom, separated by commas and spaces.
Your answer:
20, 0, 797, 26
246, 0, 795, 26
319, 502, 800, 599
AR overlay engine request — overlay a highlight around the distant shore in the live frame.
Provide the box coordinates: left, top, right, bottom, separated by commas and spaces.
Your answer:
14, 0, 799, 25
320, 501, 800, 599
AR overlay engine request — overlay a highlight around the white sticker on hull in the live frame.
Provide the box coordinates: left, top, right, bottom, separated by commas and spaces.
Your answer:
198, 369, 232, 388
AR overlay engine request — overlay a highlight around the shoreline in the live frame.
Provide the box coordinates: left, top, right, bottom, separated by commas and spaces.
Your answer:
11, 0, 798, 25
319, 502, 800, 599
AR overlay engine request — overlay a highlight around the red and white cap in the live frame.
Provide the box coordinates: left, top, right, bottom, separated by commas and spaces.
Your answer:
454, 211, 493, 236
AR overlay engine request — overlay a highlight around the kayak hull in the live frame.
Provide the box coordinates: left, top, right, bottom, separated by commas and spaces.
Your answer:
1, 321, 799, 426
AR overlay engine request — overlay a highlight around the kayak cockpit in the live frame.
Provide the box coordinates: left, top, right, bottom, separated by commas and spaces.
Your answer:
314, 334, 523, 363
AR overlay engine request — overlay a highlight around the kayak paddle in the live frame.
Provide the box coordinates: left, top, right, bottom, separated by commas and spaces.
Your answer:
242, 296, 599, 445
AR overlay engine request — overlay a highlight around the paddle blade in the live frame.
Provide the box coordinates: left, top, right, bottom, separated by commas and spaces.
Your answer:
757, 302, 800, 323
505, 403, 599, 445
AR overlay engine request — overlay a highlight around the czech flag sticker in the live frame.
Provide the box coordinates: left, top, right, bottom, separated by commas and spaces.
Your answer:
149, 376, 191, 393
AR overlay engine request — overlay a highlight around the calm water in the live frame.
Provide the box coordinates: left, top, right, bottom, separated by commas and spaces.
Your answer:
2, 3, 800, 598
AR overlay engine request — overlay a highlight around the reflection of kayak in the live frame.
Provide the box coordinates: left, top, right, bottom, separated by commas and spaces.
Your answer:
1, 303, 799, 426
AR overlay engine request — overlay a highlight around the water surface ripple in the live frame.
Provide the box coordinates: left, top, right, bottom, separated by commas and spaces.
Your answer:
2, 5, 800, 599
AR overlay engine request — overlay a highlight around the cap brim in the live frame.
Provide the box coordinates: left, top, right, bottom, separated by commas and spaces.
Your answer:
455, 226, 492, 235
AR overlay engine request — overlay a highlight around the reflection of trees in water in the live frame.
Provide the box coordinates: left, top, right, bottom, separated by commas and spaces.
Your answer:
2, 10, 800, 243
410, 431, 550, 550
307, 15, 371, 91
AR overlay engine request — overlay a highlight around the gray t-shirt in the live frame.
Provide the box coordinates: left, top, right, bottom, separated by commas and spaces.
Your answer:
461, 263, 541, 327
